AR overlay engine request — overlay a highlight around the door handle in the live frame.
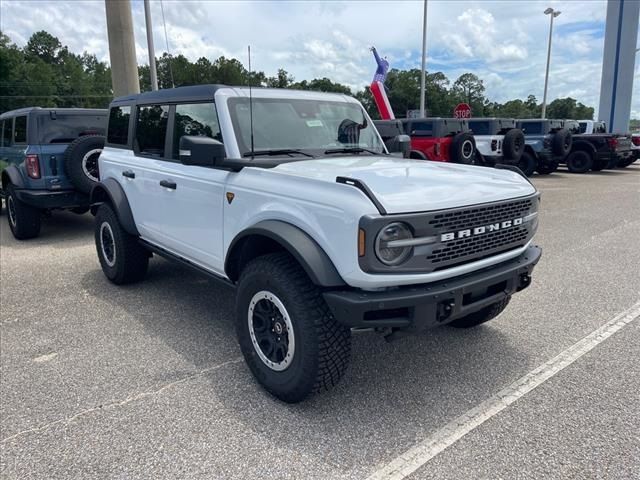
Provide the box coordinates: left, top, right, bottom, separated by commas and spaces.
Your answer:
160, 179, 177, 190
122, 170, 135, 179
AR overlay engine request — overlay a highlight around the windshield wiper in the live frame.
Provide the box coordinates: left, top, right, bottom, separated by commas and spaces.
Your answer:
324, 147, 384, 155
243, 149, 314, 158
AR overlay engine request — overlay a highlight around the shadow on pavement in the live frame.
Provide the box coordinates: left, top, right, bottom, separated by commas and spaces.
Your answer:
80, 255, 531, 471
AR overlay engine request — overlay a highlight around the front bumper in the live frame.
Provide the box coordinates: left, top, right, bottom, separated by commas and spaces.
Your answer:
11, 188, 89, 210
324, 245, 541, 331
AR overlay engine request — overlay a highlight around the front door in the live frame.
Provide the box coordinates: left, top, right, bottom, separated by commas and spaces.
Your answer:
136, 102, 229, 273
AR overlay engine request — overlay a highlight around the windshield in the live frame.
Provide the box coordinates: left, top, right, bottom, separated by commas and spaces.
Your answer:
227, 97, 385, 157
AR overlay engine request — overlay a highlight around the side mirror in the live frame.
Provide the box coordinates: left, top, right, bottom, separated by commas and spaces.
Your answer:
385, 134, 411, 158
179, 135, 225, 166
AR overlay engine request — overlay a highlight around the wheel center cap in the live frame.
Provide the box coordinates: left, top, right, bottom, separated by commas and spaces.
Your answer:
274, 322, 284, 335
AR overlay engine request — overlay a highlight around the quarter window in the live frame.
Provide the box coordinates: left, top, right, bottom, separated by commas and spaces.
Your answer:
1, 120, 12, 146
135, 105, 169, 157
410, 121, 433, 136
107, 106, 131, 145
172, 103, 222, 159
14, 116, 27, 143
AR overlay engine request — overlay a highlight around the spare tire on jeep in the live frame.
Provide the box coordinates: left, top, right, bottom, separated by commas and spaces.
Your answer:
450, 132, 475, 164
64, 135, 105, 194
552, 129, 572, 157
502, 128, 525, 161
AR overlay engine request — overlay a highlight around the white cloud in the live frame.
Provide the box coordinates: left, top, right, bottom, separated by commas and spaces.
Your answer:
1, 0, 639, 118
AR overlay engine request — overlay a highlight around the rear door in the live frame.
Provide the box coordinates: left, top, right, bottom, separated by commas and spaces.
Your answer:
102, 105, 149, 224
136, 102, 229, 273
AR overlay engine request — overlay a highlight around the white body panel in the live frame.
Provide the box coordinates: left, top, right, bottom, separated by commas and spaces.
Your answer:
473, 134, 503, 159
99, 87, 537, 289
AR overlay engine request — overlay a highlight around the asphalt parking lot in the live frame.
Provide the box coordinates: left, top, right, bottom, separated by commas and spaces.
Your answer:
1, 164, 639, 479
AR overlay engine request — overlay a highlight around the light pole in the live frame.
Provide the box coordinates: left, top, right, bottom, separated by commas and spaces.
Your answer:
541, 7, 561, 119
419, 0, 428, 118
144, 0, 158, 91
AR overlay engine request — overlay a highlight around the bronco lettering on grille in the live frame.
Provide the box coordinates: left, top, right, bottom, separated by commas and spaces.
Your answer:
440, 217, 523, 242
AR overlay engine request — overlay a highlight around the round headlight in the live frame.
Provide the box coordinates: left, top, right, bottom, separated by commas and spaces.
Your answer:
375, 222, 413, 266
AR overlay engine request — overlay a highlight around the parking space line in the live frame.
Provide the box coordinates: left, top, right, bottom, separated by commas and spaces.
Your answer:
366, 300, 640, 480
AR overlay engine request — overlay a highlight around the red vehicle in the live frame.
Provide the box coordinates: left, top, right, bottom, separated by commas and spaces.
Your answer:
374, 118, 476, 164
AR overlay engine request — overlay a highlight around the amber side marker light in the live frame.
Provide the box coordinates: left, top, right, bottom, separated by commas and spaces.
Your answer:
358, 229, 366, 257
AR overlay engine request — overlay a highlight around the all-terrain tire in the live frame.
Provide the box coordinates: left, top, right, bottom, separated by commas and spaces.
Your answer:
235, 252, 351, 403
517, 151, 537, 177
566, 150, 593, 173
449, 132, 476, 164
94, 203, 148, 284
552, 129, 572, 157
448, 296, 511, 328
64, 135, 105, 194
616, 157, 635, 168
536, 162, 558, 175
502, 128, 525, 161
6, 184, 41, 240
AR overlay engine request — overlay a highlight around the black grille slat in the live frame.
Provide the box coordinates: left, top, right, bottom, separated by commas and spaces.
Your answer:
429, 199, 532, 231
427, 227, 528, 264
420, 196, 537, 271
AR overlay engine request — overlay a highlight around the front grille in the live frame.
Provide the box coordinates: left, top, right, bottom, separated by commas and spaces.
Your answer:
358, 193, 539, 274
428, 198, 533, 231
427, 225, 529, 267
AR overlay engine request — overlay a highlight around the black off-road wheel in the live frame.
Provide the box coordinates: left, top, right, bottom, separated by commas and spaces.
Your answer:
64, 135, 105, 194
235, 252, 351, 403
552, 129, 572, 157
566, 150, 593, 173
94, 203, 148, 284
448, 297, 511, 328
502, 128, 525, 161
536, 161, 558, 175
517, 151, 537, 177
449, 132, 476, 164
6, 184, 41, 240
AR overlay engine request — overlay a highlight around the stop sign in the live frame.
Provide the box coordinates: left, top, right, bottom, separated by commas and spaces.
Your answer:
454, 103, 472, 119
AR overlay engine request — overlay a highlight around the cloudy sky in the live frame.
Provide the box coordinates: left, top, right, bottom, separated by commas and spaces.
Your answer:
1, 0, 639, 117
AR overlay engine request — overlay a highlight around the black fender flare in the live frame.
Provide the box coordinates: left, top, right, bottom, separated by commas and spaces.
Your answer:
409, 150, 427, 160
570, 140, 597, 158
225, 220, 345, 287
90, 178, 139, 236
1, 165, 26, 189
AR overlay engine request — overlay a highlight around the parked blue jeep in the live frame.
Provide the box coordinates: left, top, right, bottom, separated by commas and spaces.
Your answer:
0, 107, 107, 239
515, 119, 572, 176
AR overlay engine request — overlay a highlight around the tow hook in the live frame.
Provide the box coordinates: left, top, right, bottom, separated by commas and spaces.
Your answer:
436, 300, 455, 323
518, 274, 532, 291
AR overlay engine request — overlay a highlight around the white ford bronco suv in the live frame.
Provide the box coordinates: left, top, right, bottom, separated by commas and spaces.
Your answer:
91, 85, 541, 402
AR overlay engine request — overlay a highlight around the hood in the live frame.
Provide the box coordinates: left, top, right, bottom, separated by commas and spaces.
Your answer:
273, 156, 536, 214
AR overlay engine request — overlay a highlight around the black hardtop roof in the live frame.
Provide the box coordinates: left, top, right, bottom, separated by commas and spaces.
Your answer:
111, 84, 227, 106
0, 107, 107, 120
517, 118, 563, 123
468, 117, 516, 122
397, 117, 468, 125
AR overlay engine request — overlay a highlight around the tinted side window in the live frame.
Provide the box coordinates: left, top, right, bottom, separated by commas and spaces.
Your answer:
410, 121, 433, 136
107, 106, 131, 145
172, 103, 222, 159
135, 105, 169, 157
1, 120, 12, 146
14, 116, 27, 143
469, 121, 491, 135
37, 114, 106, 143
521, 122, 542, 135
579, 122, 587, 133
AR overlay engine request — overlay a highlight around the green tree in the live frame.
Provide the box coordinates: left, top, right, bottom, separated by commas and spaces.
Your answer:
267, 68, 294, 88
452, 73, 486, 116
547, 97, 577, 119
